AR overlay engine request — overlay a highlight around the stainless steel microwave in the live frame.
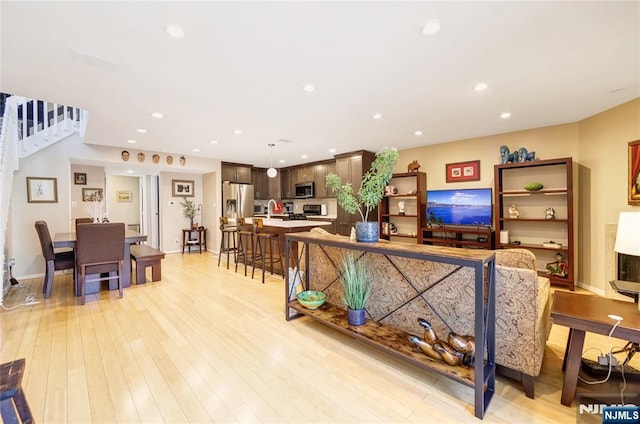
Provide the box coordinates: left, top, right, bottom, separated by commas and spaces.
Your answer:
295, 182, 315, 198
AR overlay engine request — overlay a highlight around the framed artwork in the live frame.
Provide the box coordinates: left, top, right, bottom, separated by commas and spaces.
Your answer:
629, 140, 640, 206
446, 160, 480, 183
82, 188, 103, 202
27, 177, 58, 203
74, 172, 87, 185
116, 191, 132, 202
172, 179, 194, 197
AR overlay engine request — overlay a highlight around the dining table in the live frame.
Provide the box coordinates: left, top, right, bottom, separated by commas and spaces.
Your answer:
53, 230, 148, 296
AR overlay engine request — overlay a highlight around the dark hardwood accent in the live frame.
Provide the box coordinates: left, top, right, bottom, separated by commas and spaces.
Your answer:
494, 157, 574, 290
182, 228, 207, 253
221, 162, 253, 184
551, 291, 640, 406
0, 358, 33, 423
130, 244, 165, 283
422, 225, 494, 250
379, 172, 427, 243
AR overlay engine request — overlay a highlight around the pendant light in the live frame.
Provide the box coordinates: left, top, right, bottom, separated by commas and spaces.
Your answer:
267, 143, 278, 178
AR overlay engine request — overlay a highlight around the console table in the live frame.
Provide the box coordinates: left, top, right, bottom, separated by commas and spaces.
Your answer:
284, 232, 496, 419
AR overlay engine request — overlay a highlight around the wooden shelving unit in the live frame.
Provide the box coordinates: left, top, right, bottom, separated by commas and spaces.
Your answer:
422, 225, 494, 250
379, 172, 427, 243
494, 157, 574, 290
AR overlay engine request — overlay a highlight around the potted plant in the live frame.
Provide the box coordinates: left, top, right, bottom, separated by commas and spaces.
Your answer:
339, 252, 370, 326
180, 199, 197, 229
326, 146, 399, 242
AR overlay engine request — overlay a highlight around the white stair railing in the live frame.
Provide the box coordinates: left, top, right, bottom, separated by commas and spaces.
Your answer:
7, 96, 87, 158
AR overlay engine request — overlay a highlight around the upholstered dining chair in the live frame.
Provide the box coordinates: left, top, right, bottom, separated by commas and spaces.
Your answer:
35, 220, 75, 299
75, 217, 94, 226
75, 222, 125, 305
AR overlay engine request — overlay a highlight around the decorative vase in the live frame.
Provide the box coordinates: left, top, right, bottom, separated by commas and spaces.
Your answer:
347, 308, 366, 326
355, 221, 379, 242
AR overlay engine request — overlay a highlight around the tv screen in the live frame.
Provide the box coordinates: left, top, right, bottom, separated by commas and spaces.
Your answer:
427, 188, 493, 226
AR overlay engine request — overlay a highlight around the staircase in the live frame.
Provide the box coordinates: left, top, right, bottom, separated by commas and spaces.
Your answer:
0, 94, 88, 158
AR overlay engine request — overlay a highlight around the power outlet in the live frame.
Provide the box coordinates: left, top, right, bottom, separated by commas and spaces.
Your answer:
598, 353, 618, 367
175, 239, 179, 245
8, 258, 16, 267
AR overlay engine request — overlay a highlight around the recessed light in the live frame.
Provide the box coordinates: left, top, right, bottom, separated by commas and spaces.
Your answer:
136, 128, 148, 134
192, 148, 200, 153
473, 82, 488, 91
210, 140, 218, 145
166, 24, 185, 39
127, 170, 134, 174
421, 20, 441, 36
279, 159, 285, 164
151, 112, 164, 119
303, 84, 315, 92
126, 139, 137, 144
329, 148, 336, 153
415, 130, 423, 136
500, 112, 511, 119
373, 113, 382, 120
301, 154, 308, 159
233, 129, 243, 135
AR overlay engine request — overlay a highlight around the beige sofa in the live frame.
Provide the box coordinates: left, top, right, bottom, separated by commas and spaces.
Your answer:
305, 239, 551, 398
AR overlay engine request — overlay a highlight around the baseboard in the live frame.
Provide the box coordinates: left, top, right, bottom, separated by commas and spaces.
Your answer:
576, 281, 605, 296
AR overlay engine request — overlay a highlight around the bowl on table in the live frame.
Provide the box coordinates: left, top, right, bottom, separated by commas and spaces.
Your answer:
297, 290, 327, 309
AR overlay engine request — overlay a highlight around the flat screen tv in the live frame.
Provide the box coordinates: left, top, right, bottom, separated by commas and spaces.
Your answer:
427, 188, 493, 227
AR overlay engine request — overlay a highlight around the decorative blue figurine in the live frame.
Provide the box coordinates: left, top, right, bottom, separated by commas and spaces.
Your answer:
518, 147, 536, 162
499, 145, 519, 164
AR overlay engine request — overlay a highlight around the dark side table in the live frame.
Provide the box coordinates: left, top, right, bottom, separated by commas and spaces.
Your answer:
182, 228, 207, 253
551, 291, 640, 406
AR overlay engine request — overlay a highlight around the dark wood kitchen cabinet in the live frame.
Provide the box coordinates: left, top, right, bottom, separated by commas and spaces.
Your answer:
297, 166, 315, 183
281, 168, 294, 199
333, 151, 376, 236
314, 161, 336, 198
222, 162, 252, 184
251, 168, 269, 200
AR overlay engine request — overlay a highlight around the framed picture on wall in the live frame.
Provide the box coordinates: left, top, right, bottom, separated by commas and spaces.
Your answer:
74, 172, 87, 185
629, 140, 640, 206
26, 177, 58, 203
445, 160, 480, 183
82, 188, 103, 202
172, 179, 194, 197
116, 191, 132, 202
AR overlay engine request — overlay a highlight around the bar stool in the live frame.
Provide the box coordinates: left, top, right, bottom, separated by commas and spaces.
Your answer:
235, 218, 254, 276
252, 218, 284, 284
217, 217, 237, 269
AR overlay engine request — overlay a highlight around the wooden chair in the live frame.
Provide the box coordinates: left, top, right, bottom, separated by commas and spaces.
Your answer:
235, 218, 254, 276
76, 223, 125, 305
34, 220, 75, 299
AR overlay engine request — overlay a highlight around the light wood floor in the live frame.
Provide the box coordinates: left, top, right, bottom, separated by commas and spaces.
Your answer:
2, 252, 638, 423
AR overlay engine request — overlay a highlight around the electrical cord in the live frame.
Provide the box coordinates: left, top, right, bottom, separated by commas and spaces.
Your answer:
0, 294, 41, 311
579, 319, 621, 385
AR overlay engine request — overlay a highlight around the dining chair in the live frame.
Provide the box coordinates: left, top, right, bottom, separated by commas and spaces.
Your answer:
76, 222, 125, 305
35, 220, 75, 299
75, 217, 94, 226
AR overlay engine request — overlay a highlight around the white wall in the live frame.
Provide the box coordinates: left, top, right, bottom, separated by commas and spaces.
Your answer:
159, 171, 203, 253
70, 163, 105, 223
106, 174, 140, 229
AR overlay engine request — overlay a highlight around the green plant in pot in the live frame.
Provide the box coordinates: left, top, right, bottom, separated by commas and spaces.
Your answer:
339, 252, 370, 326
326, 146, 399, 242
180, 199, 197, 229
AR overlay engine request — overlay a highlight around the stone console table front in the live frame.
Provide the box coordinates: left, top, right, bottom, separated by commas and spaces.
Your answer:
284, 232, 496, 419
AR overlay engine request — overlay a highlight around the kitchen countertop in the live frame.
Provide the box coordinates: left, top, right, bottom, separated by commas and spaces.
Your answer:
246, 217, 331, 228
306, 214, 337, 220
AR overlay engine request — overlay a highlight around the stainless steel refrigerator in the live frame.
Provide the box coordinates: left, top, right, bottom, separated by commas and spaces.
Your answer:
222, 182, 254, 218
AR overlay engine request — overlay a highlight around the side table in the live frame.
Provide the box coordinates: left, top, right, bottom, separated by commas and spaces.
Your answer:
551, 291, 640, 406
182, 228, 207, 253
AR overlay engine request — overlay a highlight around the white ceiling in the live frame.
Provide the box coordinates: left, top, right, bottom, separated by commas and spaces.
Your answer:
2, 1, 639, 169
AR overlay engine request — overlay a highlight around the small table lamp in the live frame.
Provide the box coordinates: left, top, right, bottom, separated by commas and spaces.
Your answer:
614, 211, 640, 310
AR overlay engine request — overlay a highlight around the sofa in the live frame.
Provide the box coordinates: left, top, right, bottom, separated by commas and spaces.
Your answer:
305, 239, 551, 398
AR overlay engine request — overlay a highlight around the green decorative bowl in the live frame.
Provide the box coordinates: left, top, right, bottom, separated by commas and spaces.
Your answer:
524, 182, 544, 191
297, 290, 327, 309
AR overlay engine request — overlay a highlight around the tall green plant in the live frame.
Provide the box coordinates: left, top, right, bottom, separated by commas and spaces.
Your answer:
326, 146, 399, 222
340, 252, 370, 310
180, 199, 196, 224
